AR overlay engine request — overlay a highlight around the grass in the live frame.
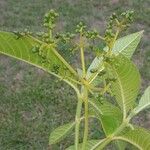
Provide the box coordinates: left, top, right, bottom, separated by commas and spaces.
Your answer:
0, 0, 150, 149
0, 58, 77, 149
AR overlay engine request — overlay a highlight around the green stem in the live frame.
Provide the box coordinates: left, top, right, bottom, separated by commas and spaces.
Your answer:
95, 137, 112, 150
81, 47, 85, 76
91, 125, 126, 150
82, 88, 88, 150
108, 28, 120, 55
75, 96, 83, 150
112, 121, 128, 137
80, 34, 86, 77
113, 29, 120, 45
98, 120, 129, 149
92, 119, 130, 149
100, 123, 127, 149
97, 35, 105, 41
49, 29, 52, 39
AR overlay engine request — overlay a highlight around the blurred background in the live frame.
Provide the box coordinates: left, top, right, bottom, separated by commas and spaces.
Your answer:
0, 0, 149, 149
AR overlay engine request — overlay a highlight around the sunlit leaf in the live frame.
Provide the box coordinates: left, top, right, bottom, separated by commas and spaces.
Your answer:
105, 31, 143, 59
0, 31, 78, 83
114, 126, 150, 150
87, 31, 143, 83
86, 56, 104, 83
106, 55, 140, 116
89, 99, 122, 136
133, 86, 150, 115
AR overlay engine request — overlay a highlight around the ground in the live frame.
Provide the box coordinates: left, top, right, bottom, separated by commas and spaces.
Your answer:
0, 0, 150, 149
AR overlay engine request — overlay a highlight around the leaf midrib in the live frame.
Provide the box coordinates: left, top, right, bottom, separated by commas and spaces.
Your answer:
113, 137, 142, 150
113, 31, 143, 53
0, 32, 79, 81
112, 66, 126, 119
89, 100, 103, 115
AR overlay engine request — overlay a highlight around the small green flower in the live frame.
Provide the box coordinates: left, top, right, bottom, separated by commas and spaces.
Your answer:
43, 9, 59, 30
85, 29, 98, 39
75, 21, 87, 35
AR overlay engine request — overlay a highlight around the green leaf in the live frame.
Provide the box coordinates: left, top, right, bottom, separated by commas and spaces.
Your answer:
114, 141, 127, 150
86, 56, 104, 83
114, 127, 150, 150
107, 55, 140, 117
89, 99, 122, 136
89, 99, 122, 118
49, 122, 75, 145
87, 31, 143, 83
0, 31, 78, 83
133, 86, 150, 115
88, 98, 103, 115
105, 31, 143, 59
66, 140, 100, 150
100, 115, 121, 137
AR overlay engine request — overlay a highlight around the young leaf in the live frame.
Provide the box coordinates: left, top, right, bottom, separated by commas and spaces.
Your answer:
106, 55, 140, 117
89, 99, 122, 136
114, 127, 150, 150
66, 140, 100, 150
104, 31, 143, 59
133, 86, 150, 115
86, 56, 104, 83
0, 32, 78, 84
87, 31, 143, 82
49, 122, 75, 145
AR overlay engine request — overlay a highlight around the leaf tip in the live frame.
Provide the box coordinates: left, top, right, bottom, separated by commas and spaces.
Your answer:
139, 30, 144, 35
